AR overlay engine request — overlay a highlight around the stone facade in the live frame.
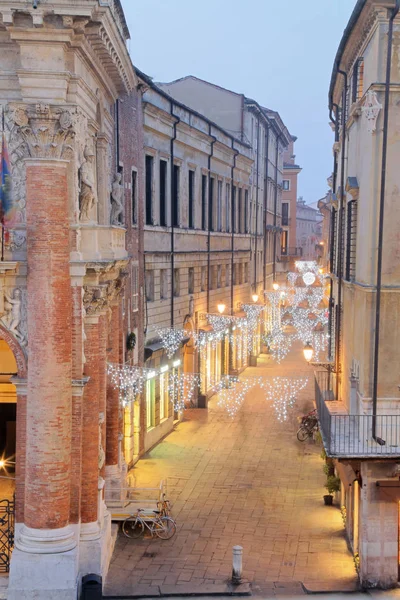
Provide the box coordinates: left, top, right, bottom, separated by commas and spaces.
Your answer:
279, 137, 302, 273
0, 1, 141, 598
319, 0, 400, 589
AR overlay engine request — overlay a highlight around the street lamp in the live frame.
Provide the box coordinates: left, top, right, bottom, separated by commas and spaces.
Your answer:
217, 303, 226, 314
272, 282, 279, 291
303, 342, 314, 363
252, 294, 259, 303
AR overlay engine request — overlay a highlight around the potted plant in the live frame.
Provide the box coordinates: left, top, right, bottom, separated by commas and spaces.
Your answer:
324, 475, 341, 505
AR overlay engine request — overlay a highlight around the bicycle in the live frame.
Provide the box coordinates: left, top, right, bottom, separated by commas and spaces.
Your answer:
122, 506, 176, 540
297, 409, 318, 441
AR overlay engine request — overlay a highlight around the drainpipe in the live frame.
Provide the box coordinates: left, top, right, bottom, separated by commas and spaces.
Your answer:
254, 116, 260, 294
372, 0, 400, 442
170, 103, 180, 328
272, 133, 281, 283
230, 145, 240, 315
328, 105, 339, 361
263, 125, 270, 291
206, 126, 217, 314
335, 70, 347, 400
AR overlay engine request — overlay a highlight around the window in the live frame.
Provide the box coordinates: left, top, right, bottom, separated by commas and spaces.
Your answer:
131, 264, 139, 311
225, 264, 230, 287
209, 176, 215, 231
226, 183, 231, 232
281, 230, 288, 255
345, 200, 357, 281
201, 266, 207, 292
244, 190, 249, 233
159, 160, 167, 227
173, 268, 180, 297
352, 58, 364, 103
282, 202, 289, 226
160, 269, 168, 300
146, 378, 155, 429
188, 170, 195, 229
217, 265, 222, 289
238, 188, 243, 233
173, 165, 180, 227
217, 180, 222, 232
159, 372, 169, 421
244, 263, 248, 284
188, 267, 194, 294
233, 186, 237, 232
145, 155, 154, 225
201, 175, 207, 230
131, 170, 137, 225
145, 270, 154, 301
239, 264, 243, 285
282, 179, 290, 191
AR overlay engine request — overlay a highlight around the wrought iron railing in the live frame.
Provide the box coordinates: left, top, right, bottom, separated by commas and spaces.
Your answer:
281, 247, 302, 257
315, 372, 400, 457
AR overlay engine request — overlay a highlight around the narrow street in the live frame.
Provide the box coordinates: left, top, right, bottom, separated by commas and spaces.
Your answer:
105, 343, 357, 597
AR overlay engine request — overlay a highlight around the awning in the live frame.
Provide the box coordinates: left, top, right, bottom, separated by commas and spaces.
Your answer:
144, 341, 165, 361
335, 461, 358, 488
376, 480, 400, 501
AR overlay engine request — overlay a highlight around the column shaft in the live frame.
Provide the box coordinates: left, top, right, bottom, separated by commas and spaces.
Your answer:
106, 304, 120, 467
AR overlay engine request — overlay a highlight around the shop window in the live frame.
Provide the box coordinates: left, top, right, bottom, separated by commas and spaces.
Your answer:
146, 378, 155, 430
159, 372, 169, 421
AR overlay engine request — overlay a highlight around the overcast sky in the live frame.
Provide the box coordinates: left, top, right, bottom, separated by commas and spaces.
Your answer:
121, 0, 354, 204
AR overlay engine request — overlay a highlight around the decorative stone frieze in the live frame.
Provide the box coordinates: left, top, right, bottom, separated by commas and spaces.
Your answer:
83, 285, 108, 317
361, 90, 382, 133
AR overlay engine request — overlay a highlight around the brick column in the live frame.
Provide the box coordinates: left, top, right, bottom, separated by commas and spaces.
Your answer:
16, 159, 74, 553
81, 317, 100, 526
13, 378, 27, 524
106, 303, 120, 468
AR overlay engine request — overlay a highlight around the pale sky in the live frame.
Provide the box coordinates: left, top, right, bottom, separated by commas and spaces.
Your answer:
121, 0, 354, 204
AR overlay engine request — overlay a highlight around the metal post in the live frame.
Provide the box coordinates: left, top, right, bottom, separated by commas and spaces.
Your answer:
232, 545, 243, 584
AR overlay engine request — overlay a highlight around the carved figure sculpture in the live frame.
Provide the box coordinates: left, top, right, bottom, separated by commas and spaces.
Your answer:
79, 146, 97, 221
98, 412, 106, 471
110, 172, 124, 225
1, 288, 25, 345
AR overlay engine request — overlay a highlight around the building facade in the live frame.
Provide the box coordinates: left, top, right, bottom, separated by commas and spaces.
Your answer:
279, 136, 302, 272
296, 198, 323, 260
317, 0, 400, 588
159, 77, 292, 292
137, 71, 257, 451
0, 1, 143, 597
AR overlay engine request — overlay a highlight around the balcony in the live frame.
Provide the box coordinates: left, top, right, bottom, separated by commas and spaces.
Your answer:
280, 247, 302, 260
315, 372, 400, 457
71, 224, 128, 262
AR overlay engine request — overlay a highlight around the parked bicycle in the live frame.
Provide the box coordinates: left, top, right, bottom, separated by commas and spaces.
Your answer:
122, 501, 176, 540
297, 408, 319, 441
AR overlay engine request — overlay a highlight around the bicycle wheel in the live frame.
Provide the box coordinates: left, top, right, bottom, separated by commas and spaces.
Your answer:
297, 426, 311, 442
122, 517, 144, 539
154, 517, 176, 540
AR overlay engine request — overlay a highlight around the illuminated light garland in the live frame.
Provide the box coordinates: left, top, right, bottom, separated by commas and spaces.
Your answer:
168, 372, 201, 411
302, 272, 316, 286
217, 376, 254, 417
156, 327, 190, 358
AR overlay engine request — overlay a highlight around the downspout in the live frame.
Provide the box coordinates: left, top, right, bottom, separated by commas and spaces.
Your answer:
372, 0, 400, 442
206, 126, 217, 314
272, 133, 281, 283
335, 69, 347, 400
328, 105, 339, 360
170, 104, 180, 328
230, 145, 240, 315
254, 116, 260, 294
263, 125, 270, 291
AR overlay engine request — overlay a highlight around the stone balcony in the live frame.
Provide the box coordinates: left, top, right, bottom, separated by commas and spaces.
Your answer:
71, 224, 128, 262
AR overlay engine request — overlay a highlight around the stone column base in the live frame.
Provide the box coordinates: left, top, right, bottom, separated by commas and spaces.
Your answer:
7, 526, 78, 600
79, 512, 114, 580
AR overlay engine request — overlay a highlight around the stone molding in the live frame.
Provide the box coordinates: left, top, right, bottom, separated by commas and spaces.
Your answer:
16, 524, 76, 554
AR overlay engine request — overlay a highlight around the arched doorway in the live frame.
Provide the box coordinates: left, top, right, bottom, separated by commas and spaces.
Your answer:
0, 338, 17, 470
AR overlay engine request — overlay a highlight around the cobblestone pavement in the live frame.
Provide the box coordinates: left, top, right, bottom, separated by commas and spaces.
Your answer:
106, 344, 357, 597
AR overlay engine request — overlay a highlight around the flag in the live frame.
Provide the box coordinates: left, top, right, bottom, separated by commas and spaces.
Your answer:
0, 130, 16, 228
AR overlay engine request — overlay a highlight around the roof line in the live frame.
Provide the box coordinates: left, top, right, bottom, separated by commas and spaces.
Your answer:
329, 0, 367, 109
135, 67, 252, 151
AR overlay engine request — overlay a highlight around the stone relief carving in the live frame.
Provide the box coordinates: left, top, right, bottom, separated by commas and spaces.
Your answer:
0, 287, 27, 347
79, 145, 97, 221
110, 172, 124, 225
4, 230, 26, 252
83, 285, 108, 316
361, 90, 382, 133
98, 412, 106, 471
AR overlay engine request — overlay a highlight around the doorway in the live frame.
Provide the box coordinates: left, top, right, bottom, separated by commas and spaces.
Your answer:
0, 339, 17, 472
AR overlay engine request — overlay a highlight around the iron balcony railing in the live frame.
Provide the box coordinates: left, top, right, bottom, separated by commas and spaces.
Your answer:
315, 371, 400, 457
281, 247, 302, 258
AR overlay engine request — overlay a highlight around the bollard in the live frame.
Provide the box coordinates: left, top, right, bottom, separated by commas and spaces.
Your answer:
231, 545, 243, 584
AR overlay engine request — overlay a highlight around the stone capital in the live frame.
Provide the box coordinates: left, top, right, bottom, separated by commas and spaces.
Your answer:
8, 103, 75, 161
